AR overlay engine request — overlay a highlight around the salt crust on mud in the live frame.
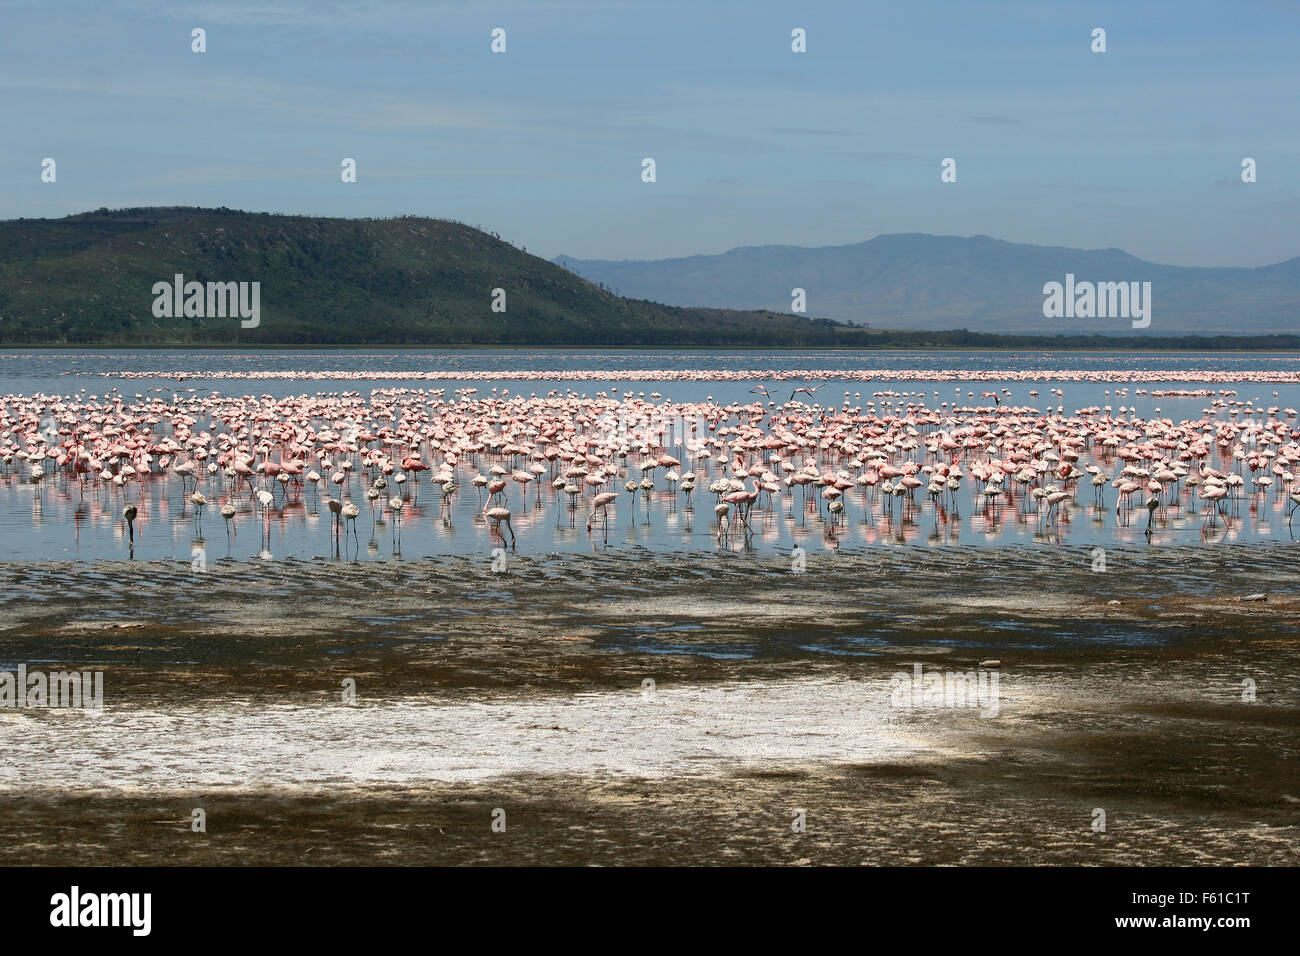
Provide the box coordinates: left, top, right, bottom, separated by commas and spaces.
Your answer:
0, 677, 994, 791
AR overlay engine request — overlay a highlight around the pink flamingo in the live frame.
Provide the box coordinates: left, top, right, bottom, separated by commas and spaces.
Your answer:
586, 491, 619, 533
484, 503, 515, 544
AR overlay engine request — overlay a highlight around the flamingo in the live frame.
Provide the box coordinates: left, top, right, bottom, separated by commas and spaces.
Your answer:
1137, 493, 1157, 532
327, 497, 342, 542
714, 502, 730, 540
484, 503, 515, 544
586, 491, 619, 533
388, 496, 403, 545
342, 502, 360, 541
1201, 484, 1228, 527
789, 384, 825, 403
190, 491, 207, 526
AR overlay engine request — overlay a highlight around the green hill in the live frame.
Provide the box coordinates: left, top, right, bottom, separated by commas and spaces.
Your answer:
0, 207, 864, 347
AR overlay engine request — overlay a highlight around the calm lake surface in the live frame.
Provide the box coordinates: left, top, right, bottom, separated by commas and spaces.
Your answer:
3, 348, 1299, 563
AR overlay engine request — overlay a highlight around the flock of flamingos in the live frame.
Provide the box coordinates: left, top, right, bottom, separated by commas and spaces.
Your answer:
5, 374, 1300, 558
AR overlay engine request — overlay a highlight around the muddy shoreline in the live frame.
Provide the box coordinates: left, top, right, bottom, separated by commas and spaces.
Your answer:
1, 547, 1297, 865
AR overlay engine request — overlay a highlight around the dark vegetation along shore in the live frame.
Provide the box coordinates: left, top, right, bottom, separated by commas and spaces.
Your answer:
0, 546, 1296, 865
4, 207, 1300, 350
0, 207, 839, 347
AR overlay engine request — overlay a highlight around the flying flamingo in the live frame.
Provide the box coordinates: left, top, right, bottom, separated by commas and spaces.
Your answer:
789, 384, 826, 403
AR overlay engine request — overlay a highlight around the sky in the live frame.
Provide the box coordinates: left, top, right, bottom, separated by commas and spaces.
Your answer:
1, 0, 1298, 267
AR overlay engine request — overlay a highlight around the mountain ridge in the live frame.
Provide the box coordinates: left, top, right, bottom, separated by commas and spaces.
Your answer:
554, 234, 1300, 333
0, 207, 861, 346
3, 209, 1296, 346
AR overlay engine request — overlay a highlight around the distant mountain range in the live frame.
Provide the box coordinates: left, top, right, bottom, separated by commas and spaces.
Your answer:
0, 207, 858, 347
4, 210, 1297, 347
555, 234, 1300, 334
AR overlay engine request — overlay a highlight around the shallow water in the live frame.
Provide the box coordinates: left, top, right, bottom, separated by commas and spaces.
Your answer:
3, 348, 1299, 562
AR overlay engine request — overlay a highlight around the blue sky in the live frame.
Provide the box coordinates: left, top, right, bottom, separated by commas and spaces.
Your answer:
1, 0, 1297, 266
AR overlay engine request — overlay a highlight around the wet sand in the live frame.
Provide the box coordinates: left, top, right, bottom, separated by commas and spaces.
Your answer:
1, 546, 1297, 865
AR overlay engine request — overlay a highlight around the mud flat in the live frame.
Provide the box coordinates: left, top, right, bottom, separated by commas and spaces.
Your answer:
0, 546, 1297, 865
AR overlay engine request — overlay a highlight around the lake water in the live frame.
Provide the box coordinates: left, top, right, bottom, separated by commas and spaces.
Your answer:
3, 348, 1299, 563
